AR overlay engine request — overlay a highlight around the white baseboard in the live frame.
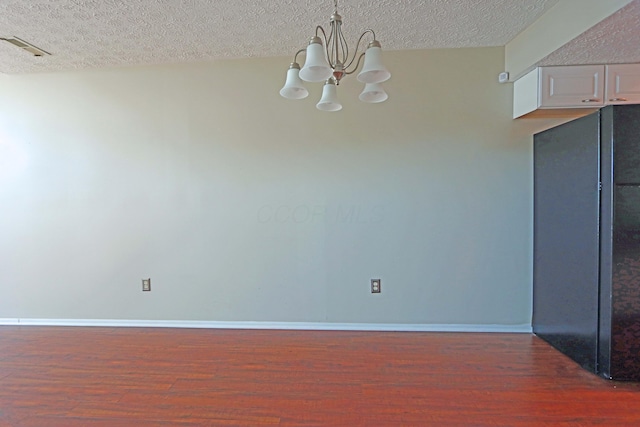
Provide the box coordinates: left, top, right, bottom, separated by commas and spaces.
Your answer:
0, 318, 531, 333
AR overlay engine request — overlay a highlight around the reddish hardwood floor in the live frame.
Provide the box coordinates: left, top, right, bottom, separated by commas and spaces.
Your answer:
0, 327, 639, 426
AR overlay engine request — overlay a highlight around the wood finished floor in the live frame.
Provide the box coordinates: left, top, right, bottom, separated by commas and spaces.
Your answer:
0, 327, 639, 426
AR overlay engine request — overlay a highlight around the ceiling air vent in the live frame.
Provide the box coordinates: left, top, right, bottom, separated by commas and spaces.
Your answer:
0, 37, 50, 57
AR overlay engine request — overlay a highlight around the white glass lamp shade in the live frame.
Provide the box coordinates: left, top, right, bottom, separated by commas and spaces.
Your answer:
357, 44, 391, 84
316, 80, 342, 112
280, 64, 309, 100
299, 38, 333, 83
359, 83, 388, 103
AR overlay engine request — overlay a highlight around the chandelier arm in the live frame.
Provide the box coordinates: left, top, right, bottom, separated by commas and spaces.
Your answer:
327, 26, 336, 67
315, 25, 328, 43
332, 24, 345, 64
292, 48, 306, 64
344, 29, 376, 70
344, 52, 365, 75
338, 24, 349, 65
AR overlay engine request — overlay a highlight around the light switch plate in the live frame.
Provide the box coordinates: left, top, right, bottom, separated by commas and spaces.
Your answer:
142, 278, 151, 292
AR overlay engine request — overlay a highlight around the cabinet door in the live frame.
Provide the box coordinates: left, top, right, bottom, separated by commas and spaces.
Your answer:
540, 65, 605, 108
606, 64, 640, 105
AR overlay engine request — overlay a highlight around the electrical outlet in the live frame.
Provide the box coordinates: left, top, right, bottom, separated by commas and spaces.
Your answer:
142, 278, 151, 292
371, 279, 381, 293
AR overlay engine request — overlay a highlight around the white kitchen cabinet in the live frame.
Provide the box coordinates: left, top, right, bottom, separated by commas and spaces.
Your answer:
606, 64, 640, 105
514, 65, 604, 118
540, 65, 605, 108
513, 64, 640, 119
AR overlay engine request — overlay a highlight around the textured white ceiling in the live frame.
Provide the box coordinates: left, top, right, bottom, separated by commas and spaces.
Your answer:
537, 0, 640, 67
0, 0, 561, 74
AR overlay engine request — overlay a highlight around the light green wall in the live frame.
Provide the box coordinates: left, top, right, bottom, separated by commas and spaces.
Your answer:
0, 47, 561, 326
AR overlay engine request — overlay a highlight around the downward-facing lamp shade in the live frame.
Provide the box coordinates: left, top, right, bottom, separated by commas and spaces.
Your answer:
316, 80, 342, 111
299, 37, 333, 83
357, 44, 391, 84
359, 83, 388, 103
279, 63, 309, 100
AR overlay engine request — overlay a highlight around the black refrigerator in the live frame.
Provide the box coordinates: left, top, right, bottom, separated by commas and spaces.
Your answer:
534, 104, 640, 381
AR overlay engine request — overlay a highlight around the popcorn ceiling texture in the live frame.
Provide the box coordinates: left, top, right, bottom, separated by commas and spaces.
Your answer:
537, 0, 640, 67
0, 0, 560, 74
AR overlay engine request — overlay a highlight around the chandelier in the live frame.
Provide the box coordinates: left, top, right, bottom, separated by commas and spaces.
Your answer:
279, 0, 391, 111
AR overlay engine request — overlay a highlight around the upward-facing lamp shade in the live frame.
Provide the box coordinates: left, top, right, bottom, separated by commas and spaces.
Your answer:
299, 37, 333, 83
